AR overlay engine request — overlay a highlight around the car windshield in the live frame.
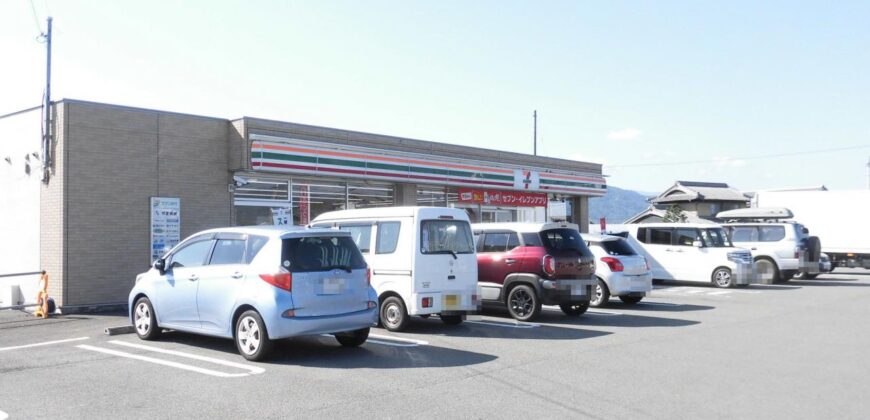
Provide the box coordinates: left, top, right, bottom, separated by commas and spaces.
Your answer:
597, 239, 636, 256
540, 228, 590, 253
421, 220, 475, 254
700, 228, 732, 247
282, 236, 367, 272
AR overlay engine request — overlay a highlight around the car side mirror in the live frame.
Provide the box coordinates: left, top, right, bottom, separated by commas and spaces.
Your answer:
692, 240, 703, 248
153, 258, 167, 274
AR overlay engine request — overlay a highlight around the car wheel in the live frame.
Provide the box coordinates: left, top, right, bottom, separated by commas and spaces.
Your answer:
440, 314, 464, 325
380, 296, 409, 332
619, 295, 643, 305
755, 258, 780, 284
506, 284, 541, 321
792, 272, 818, 280
712, 267, 735, 288
780, 270, 796, 281
235, 310, 272, 361
335, 327, 370, 347
133, 297, 162, 340
589, 279, 610, 308
559, 302, 589, 316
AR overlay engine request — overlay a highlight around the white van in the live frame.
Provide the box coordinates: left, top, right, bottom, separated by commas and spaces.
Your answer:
311, 207, 478, 331
620, 223, 757, 288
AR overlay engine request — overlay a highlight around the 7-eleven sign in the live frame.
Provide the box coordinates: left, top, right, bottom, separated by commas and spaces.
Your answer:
513, 169, 540, 190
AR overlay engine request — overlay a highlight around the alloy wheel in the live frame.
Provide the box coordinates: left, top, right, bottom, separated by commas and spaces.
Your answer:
237, 316, 261, 356
510, 289, 533, 317
134, 302, 151, 336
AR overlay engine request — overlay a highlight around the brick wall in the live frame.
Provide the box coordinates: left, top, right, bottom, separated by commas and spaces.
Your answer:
46, 101, 231, 308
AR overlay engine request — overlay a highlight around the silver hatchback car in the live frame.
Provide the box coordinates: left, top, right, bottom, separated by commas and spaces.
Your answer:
128, 226, 379, 361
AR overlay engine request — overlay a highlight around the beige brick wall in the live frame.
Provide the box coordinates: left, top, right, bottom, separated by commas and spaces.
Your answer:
41, 102, 66, 305
47, 101, 231, 307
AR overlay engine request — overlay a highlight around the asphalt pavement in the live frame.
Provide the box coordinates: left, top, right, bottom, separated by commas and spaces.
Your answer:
1, 268, 869, 419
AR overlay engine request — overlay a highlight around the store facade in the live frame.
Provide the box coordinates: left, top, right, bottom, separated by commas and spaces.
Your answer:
2, 100, 605, 310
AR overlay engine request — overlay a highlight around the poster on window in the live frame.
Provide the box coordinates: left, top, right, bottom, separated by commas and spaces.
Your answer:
272, 207, 291, 225
298, 185, 310, 225
150, 197, 180, 262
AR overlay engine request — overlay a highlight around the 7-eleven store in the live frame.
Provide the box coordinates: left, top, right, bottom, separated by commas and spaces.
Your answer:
232, 118, 607, 230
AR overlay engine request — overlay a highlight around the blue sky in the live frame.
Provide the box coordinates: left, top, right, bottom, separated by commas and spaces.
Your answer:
2, 0, 869, 192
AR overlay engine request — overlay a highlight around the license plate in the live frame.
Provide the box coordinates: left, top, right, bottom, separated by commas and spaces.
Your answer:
444, 294, 458, 308
321, 278, 344, 294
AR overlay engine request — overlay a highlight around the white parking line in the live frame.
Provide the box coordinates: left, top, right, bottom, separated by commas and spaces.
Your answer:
77, 344, 253, 378
109, 340, 265, 375
465, 320, 540, 329
320, 333, 428, 347
587, 309, 624, 316
707, 291, 732, 296
0, 337, 89, 352
0, 409, 8, 420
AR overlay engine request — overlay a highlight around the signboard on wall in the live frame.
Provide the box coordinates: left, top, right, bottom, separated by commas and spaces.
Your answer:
457, 188, 548, 207
272, 207, 290, 225
150, 197, 180, 262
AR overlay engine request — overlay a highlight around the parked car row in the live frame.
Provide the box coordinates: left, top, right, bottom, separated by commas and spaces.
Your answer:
134, 205, 826, 361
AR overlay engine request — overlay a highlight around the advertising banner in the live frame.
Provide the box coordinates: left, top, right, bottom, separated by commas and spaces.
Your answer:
150, 197, 180, 262
457, 188, 547, 207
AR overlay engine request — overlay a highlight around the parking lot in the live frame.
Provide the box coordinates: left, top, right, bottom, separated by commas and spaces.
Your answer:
1, 268, 868, 419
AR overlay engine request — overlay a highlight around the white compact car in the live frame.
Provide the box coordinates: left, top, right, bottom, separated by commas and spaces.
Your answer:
582, 234, 652, 307
311, 206, 478, 331
622, 223, 757, 288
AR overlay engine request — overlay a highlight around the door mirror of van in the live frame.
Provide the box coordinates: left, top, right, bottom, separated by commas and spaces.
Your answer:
153, 258, 166, 274
692, 240, 704, 248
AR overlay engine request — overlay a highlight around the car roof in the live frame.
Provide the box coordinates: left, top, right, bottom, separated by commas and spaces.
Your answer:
471, 222, 579, 233
194, 225, 349, 239
627, 222, 724, 229
311, 206, 470, 222
580, 233, 622, 242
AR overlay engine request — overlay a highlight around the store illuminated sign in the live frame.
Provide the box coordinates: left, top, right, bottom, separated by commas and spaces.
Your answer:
249, 134, 606, 196
457, 188, 548, 207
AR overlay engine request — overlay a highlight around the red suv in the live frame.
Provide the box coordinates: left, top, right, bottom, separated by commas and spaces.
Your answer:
471, 223, 596, 321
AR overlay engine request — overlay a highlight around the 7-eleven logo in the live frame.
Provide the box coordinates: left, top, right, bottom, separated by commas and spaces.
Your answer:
514, 169, 539, 190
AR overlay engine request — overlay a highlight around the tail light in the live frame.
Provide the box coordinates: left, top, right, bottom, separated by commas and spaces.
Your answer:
260, 271, 292, 291
600, 257, 624, 272
794, 247, 801, 259
422, 297, 433, 308
366, 267, 372, 285
542, 255, 556, 276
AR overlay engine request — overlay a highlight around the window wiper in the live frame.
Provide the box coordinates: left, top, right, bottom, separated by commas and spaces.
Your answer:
324, 265, 353, 273
428, 250, 458, 259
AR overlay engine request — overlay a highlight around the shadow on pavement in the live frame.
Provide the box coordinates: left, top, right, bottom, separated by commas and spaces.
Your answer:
145, 330, 500, 369
534, 309, 701, 329
602, 301, 715, 313
787, 279, 870, 287
392, 314, 613, 341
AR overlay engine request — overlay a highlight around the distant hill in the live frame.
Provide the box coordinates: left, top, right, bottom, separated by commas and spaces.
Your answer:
588, 186, 654, 224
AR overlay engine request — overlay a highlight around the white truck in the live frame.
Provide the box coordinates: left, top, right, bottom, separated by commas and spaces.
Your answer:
752, 190, 870, 271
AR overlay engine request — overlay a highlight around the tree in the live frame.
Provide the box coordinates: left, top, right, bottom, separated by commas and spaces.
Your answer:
662, 205, 688, 223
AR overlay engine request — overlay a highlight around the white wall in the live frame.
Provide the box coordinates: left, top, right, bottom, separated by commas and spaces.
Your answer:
0, 108, 42, 305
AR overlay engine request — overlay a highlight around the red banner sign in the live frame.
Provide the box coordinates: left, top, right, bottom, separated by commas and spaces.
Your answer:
457, 188, 548, 207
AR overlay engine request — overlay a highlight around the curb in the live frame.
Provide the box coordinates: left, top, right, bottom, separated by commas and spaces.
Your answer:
105, 326, 136, 336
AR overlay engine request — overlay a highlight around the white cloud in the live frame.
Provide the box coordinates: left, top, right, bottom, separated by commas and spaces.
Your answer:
607, 128, 642, 141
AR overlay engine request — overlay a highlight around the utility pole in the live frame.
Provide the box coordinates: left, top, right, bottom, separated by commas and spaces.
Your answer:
41, 16, 53, 183
533, 110, 537, 156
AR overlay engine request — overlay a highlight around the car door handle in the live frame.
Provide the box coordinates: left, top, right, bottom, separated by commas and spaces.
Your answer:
231, 272, 244, 279
750, 247, 757, 250
187, 275, 199, 282
505, 258, 517, 264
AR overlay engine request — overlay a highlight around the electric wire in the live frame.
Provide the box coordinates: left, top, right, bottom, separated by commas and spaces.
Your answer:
607, 144, 870, 169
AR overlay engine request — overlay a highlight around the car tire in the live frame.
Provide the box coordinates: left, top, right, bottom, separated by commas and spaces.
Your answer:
755, 258, 780, 284
559, 302, 589, 316
380, 296, 410, 332
712, 267, 735, 288
506, 284, 542, 321
793, 272, 818, 280
780, 270, 796, 281
589, 278, 610, 308
133, 297, 162, 341
619, 295, 643, 304
440, 315, 464, 325
335, 327, 370, 347
235, 310, 272, 361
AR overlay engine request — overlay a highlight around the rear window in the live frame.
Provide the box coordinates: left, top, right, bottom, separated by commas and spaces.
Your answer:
281, 236, 367, 273
539, 229, 589, 253
759, 226, 786, 242
522, 232, 543, 246
209, 239, 247, 265
597, 239, 637, 256
420, 220, 475, 255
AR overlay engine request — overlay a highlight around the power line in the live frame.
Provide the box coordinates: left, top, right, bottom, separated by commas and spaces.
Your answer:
607, 144, 870, 169
29, 0, 43, 34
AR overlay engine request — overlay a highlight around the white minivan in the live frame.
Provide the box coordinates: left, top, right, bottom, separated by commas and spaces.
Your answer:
620, 223, 757, 288
311, 207, 478, 331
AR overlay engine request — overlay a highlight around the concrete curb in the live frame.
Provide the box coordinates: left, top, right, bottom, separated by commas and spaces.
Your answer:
105, 326, 135, 336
